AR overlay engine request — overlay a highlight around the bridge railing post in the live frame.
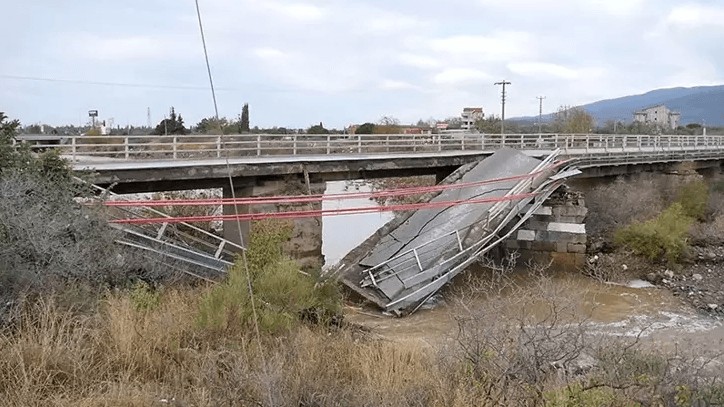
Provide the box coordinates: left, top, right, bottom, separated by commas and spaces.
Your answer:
172, 136, 177, 159
71, 137, 77, 162
438, 134, 442, 151
124, 137, 130, 160
326, 134, 331, 154
461, 134, 465, 151
386, 134, 390, 153
413, 135, 417, 152
256, 134, 261, 156
357, 134, 362, 154
293, 134, 298, 155
216, 136, 221, 158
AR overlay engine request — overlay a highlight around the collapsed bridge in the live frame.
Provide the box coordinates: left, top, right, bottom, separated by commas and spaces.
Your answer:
331, 148, 581, 315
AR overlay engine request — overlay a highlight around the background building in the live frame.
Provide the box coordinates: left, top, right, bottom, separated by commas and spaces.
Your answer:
633, 105, 681, 129
461, 107, 484, 131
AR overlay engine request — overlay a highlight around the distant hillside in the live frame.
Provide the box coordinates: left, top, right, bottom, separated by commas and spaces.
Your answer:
517, 85, 724, 126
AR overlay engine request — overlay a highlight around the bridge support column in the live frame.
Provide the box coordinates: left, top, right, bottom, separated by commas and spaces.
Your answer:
505, 187, 588, 271
222, 178, 325, 271
222, 184, 253, 250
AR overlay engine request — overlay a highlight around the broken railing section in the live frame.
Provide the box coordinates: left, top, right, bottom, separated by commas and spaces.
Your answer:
348, 148, 581, 314
80, 180, 242, 278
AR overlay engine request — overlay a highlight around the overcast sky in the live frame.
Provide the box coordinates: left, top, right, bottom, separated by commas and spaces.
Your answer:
1, 0, 722, 129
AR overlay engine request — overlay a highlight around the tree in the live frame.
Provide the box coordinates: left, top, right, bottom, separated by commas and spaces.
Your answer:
476, 116, 502, 134
240, 103, 250, 133
307, 122, 329, 134
378, 116, 400, 126
152, 107, 187, 135
355, 122, 375, 134
196, 117, 236, 134
374, 116, 401, 134
445, 117, 463, 130
553, 106, 595, 134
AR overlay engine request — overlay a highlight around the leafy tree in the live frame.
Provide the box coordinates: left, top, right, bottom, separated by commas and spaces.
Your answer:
356, 122, 375, 134
196, 117, 238, 134
307, 122, 329, 134
240, 103, 250, 133
152, 107, 187, 135
553, 106, 595, 134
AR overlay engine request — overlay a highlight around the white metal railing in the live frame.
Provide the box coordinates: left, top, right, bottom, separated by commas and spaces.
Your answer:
18, 133, 724, 162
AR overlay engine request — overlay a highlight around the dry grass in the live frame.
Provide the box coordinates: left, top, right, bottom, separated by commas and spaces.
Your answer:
0, 290, 471, 407
3, 282, 724, 406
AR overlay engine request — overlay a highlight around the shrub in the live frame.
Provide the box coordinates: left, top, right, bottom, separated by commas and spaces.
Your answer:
614, 203, 693, 263
197, 219, 341, 334
676, 180, 709, 220
586, 175, 666, 238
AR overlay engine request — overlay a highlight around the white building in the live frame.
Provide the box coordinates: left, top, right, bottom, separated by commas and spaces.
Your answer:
461, 107, 484, 131
633, 105, 681, 130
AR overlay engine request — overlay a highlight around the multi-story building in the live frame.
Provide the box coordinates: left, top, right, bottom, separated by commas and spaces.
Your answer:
461, 107, 484, 131
633, 105, 681, 130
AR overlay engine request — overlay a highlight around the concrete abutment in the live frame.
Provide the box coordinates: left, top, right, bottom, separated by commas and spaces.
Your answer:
505, 187, 588, 271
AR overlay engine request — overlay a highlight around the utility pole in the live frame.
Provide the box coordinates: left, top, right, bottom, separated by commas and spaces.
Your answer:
536, 96, 546, 135
494, 80, 511, 134
146, 107, 152, 129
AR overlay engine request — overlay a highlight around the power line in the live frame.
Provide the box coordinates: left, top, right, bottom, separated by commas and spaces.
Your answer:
194, 0, 219, 120
494, 80, 511, 134
192, 3, 270, 405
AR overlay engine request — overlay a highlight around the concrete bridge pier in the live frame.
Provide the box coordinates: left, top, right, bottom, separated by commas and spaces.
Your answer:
222, 183, 253, 252
222, 177, 325, 271
505, 187, 588, 271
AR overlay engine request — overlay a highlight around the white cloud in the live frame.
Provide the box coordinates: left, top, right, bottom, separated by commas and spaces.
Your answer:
253, 47, 287, 60
664, 4, 724, 27
379, 79, 418, 91
477, 0, 646, 16
433, 68, 491, 86
507, 62, 580, 79
397, 53, 441, 70
430, 32, 534, 62
65, 34, 185, 61
261, 0, 327, 22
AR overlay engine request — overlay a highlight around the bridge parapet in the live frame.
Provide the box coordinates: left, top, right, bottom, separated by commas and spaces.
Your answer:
20, 133, 724, 162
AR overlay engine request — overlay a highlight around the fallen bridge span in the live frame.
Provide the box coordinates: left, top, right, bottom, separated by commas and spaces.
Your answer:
331, 148, 581, 315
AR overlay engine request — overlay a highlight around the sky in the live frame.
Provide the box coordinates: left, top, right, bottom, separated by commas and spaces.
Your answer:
1, 0, 723, 129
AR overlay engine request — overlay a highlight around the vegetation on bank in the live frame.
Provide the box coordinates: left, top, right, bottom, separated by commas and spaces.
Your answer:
588, 174, 724, 265
613, 180, 709, 263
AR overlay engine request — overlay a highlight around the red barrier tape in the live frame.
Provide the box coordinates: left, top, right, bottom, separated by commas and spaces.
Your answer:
111, 192, 539, 225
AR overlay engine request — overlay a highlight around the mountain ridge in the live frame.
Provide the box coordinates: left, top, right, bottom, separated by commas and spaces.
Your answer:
516, 85, 724, 126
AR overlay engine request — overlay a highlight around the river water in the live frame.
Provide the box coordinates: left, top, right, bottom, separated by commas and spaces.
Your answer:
322, 181, 723, 346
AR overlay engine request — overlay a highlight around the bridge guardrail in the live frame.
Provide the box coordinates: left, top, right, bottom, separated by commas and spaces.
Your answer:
20, 133, 724, 162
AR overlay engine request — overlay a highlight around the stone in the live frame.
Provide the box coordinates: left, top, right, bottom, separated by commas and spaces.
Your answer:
693, 274, 704, 282
547, 222, 586, 234
567, 243, 587, 254
516, 229, 536, 241
664, 270, 675, 279
622, 264, 628, 271
708, 304, 719, 311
